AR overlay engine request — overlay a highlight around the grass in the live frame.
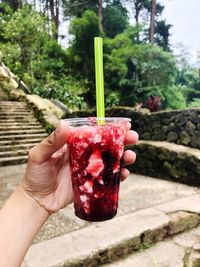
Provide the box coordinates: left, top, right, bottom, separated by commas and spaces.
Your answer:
139, 242, 152, 251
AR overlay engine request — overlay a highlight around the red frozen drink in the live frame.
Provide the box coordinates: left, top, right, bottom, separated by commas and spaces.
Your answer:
66, 117, 130, 222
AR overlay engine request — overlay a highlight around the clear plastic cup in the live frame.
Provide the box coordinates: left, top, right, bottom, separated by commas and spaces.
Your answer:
66, 117, 131, 222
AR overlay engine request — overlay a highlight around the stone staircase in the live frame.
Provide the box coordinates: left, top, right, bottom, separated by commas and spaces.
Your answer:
0, 101, 47, 166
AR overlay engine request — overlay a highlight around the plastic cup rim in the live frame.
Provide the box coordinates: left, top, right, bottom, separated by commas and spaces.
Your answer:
63, 117, 131, 126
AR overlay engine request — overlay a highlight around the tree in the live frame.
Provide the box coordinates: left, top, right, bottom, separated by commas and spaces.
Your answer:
127, 0, 164, 43
104, 32, 177, 106
39, 0, 60, 40
0, 2, 14, 41
98, 0, 103, 32
1, 0, 23, 11
49, 0, 60, 40
63, 0, 126, 34
62, 0, 97, 18
155, 20, 171, 51
149, 0, 156, 43
67, 10, 101, 104
197, 51, 200, 89
132, 0, 149, 24
103, 0, 128, 38
2, 5, 50, 83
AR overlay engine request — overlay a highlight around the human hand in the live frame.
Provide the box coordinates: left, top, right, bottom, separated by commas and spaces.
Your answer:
22, 120, 138, 214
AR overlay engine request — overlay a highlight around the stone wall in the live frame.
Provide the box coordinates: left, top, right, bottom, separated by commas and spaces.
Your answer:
109, 107, 200, 149
128, 141, 200, 186
64, 107, 200, 149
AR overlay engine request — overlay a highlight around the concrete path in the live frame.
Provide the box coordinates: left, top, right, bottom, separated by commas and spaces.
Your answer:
1, 164, 200, 266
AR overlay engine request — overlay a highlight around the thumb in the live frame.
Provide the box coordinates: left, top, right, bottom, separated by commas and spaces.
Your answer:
28, 120, 69, 164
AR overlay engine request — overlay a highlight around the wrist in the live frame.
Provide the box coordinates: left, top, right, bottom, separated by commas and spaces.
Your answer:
17, 184, 50, 218
0, 184, 49, 266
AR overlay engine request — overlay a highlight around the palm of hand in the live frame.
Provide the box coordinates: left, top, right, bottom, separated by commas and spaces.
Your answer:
23, 152, 73, 213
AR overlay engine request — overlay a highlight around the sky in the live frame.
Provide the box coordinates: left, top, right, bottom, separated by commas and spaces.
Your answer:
159, 0, 200, 63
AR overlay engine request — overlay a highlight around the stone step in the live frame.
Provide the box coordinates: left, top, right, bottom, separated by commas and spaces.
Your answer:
0, 108, 30, 112
0, 149, 28, 158
0, 106, 28, 111
0, 115, 34, 119
0, 111, 33, 116
0, 118, 37, 123
0, 125, 43, 131
0, 101, 27, 104
0, 101, 47, 165
129, 140, 200, 186
0, 118, 38, 123
0, 104, 28, 106
0, 129, 46, 135
23, 193, 200, 267
0, 101, 27, 106
0, 103, 28, 108
0, 122, 41, 127
0, 143, 37, 152
101, 226, 200, 267
0, 155, 28, 166
0, 100, 26, 104
0, 133, 47, 141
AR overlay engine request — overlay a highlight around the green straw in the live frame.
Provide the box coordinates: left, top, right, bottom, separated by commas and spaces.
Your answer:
94, 37, 105, 123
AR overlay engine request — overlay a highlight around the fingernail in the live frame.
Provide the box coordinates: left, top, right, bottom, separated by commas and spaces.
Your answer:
125, 169, 130, 176
62, 144, 68, 152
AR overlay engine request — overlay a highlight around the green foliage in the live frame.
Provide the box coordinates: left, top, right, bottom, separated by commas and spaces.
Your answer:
104, 32, 177, 106
33, 75, 87, 110
162, 85, 187, 110
174, 45, 200, 108
139, 242, 152, 251
1, 5, 49, 79
104, 26, 139, 50
105, 90, 120, 108
181, 86, 200, 104
1, 0, 199, 112
33, 40, 68, 80
67, 10, 101, 105
0, 42, 21, 74
2, 0, 23, 11
132, 45, 176, 87
63, 0, 97, 18
0, 2, 13, 41
176, 68, 200, 90
68, 10, 100, 79
63, 0, 128, 39
103, 0, 128, 38
0, 5, 87, 110
187, 98, 200, 108
155, 20, 172, 51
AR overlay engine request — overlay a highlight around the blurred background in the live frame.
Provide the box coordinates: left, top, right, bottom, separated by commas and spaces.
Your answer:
0, 0, 200, 112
